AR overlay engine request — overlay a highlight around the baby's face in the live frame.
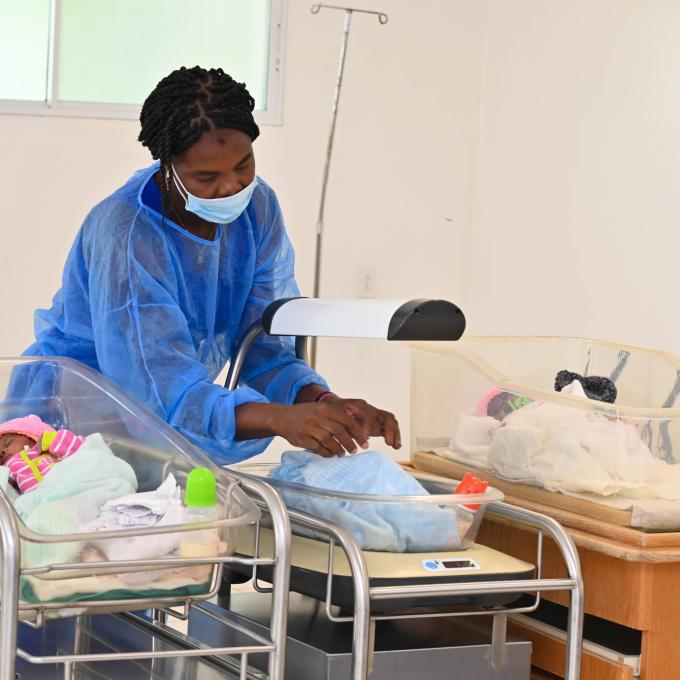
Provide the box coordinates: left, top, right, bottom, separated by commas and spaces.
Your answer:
0, 433, 36, 464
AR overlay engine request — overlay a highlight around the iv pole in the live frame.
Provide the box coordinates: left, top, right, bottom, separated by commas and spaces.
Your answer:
308, 3, 388, 368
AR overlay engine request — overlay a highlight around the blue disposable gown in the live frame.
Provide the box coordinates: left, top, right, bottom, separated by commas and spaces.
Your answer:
24, 163, 328, 464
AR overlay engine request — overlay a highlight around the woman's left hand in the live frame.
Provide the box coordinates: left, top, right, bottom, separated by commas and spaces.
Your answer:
326, 396, 401, 450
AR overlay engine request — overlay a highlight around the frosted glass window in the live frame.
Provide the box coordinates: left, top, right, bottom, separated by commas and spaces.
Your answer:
0, 0, 281, 119
58, 0, 272, 108
0, 0, 51, 101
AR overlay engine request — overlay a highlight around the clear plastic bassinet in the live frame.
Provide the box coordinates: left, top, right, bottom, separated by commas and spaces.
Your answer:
234, 462, 503, 552
409, 336, 680, 530
0, 357, 259, 621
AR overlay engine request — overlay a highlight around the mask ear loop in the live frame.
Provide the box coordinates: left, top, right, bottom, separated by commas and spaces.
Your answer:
171, 165, 190, 201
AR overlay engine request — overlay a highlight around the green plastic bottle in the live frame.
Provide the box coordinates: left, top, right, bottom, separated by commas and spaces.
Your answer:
180, 467, 220, 558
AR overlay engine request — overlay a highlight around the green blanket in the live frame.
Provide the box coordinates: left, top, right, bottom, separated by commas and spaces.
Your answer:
15, 433, 137, 566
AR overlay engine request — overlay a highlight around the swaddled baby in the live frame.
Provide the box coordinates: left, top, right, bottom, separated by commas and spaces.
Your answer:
0, 415, 85, 493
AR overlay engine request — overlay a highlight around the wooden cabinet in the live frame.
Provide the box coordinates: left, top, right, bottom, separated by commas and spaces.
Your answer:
410, 453, 680, 680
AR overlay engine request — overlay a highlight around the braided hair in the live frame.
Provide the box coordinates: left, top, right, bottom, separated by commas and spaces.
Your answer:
138, 66, 260, 219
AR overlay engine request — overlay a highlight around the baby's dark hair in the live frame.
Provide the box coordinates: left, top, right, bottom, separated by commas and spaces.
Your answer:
138, 66, 260, 217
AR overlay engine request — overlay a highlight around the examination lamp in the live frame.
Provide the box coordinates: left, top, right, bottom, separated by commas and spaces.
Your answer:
225, 298, 466, 391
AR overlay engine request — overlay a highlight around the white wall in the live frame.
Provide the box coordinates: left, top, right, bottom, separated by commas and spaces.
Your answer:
466, 0, 680, 354
285, 0, 485, 460
0, 0, 485, 461
2, 0, 680, 462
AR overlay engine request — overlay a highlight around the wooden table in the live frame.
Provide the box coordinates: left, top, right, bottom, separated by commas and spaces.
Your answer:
410, 452, 680, 680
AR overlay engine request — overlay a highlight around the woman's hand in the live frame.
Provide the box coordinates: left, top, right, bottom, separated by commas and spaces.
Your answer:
235, 395, 401, 457
325, 396, 401, 450
270, 401, 371, 457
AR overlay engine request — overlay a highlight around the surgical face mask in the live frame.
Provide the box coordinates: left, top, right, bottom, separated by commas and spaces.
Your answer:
172, 166, 257, 224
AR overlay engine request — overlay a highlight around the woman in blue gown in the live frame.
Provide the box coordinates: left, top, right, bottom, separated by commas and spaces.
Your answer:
23, 66, 400, 465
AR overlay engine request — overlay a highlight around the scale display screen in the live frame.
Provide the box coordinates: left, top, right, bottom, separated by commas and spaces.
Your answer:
442, 560, 474, 569
421, 558, 480, 572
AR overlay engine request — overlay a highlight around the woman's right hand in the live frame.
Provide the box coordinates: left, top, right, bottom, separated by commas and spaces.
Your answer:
235, 401, 370, 457
270, 402, 370, 457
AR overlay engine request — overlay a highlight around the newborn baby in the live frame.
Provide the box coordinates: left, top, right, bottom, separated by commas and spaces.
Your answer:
0, 415, 86, 493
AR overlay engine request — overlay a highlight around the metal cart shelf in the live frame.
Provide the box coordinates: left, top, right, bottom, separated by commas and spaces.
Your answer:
217, 481, 584, 680
2, 472, 292, 680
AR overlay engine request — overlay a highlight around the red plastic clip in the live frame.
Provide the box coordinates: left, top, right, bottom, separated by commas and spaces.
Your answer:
454, 472, 489, 511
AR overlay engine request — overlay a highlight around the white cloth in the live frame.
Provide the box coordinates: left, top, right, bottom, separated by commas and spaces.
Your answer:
449, 413, 499, 461
560, 379, 588, 399
21, 567, 211, 603
487, 384, 677, 498
441, 379, 680, 501
80, 474, 185, 561
88, 474, 181, 529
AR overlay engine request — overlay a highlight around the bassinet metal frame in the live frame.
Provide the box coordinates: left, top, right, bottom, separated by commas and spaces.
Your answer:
222, 304, 584, 680
0, 472, 292, 680
227, 485, 584, 680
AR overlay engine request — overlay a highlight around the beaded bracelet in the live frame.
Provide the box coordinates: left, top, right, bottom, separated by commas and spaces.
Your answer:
314, 390, 335, 403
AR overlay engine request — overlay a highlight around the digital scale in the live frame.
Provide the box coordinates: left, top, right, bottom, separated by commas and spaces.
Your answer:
231, 524, 535, 613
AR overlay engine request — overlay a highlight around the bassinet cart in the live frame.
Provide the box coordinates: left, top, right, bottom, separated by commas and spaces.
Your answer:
0, 357, 293, 680
213, 298, 585, 680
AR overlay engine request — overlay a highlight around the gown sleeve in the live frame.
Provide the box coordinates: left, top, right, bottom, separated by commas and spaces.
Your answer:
234, 184, 329, 403
87, 206, 273, 465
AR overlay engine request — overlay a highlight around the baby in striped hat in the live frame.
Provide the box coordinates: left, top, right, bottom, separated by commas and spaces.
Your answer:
0, 415, 86, 494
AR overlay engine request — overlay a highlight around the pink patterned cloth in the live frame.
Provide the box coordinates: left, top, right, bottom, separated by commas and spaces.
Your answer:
5, 429, 86, 494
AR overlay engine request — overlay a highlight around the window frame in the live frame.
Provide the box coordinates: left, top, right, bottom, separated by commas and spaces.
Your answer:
0, 0, 286, 125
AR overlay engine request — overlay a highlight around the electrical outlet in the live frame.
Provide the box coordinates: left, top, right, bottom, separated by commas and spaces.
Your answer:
357, 266, 377, 298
